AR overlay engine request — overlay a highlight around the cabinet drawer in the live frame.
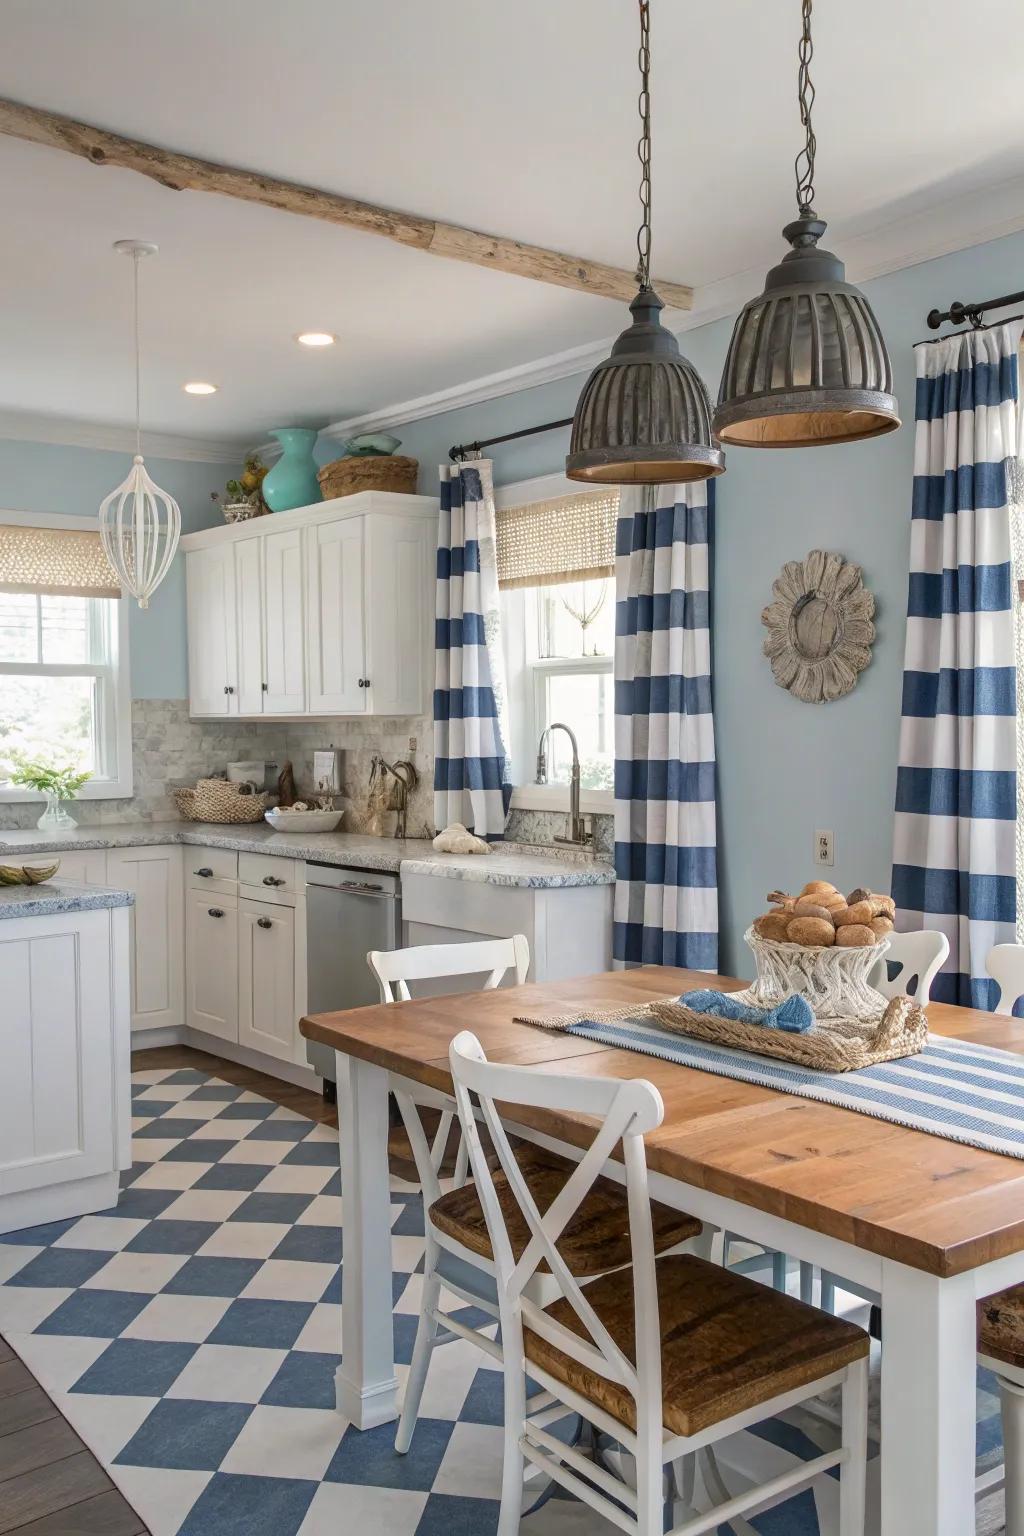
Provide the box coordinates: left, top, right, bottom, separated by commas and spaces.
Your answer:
238, 852, 297, 895
186, 847, 238, 893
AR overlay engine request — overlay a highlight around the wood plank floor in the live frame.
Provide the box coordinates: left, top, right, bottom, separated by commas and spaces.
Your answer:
0, 1044, 336, 1536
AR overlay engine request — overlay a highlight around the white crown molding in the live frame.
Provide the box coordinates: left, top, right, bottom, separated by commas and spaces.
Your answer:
315, 177, 1024, 443
0, 409, 249, 464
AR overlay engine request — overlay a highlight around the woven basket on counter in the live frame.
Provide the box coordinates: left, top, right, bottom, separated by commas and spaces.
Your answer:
173, 779, 271, 825
317, 454, 418, 500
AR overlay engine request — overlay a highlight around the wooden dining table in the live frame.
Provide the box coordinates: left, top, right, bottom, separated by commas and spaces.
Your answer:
300, 963, 1024, 1536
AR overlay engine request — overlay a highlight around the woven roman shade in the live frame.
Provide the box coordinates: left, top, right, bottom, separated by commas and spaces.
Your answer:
0, 525, 121, 598
496, 489, 619, 590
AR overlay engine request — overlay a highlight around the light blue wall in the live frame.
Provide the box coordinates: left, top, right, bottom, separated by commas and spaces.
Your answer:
0, 438, 238, 699
392, 228, 1024, 973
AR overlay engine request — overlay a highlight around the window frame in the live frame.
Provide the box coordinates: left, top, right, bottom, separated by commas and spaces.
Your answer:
0, 511, 133, 802
496, 474, 615, 816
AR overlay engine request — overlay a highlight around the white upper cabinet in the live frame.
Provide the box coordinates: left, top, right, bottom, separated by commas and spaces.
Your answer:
183, 493, 437, 720
186, 543, 238, 715
306, 515, 366, 714
263, 527, 306, 714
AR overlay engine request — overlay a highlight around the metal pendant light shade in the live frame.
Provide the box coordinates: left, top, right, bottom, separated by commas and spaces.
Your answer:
714, 215, 900, 448
566, 0, 723, 486
567, 287, 725, 484
714, 0, 899, 449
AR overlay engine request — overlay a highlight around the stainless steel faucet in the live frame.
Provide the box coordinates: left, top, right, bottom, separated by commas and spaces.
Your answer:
535, 722, 592, 846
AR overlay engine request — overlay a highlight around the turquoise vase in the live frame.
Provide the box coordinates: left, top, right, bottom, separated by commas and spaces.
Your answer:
262, 428, 322, 512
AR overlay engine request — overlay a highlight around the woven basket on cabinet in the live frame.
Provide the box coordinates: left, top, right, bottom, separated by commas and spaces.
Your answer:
173, 780, 270, 824
317, 454, 418, 500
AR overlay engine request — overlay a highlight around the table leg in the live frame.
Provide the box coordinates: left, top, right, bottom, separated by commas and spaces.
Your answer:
879, 1259, 976, 1535
334, 1051, 398, 1429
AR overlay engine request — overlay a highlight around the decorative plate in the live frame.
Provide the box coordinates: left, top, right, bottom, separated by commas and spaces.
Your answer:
761, 548, 875, 703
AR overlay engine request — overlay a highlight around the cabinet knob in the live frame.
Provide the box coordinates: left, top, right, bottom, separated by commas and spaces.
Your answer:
257, 916, 273, 929
195, 867, 214, 878
261, 682, 269, 692
262, 875, 285, 887
358, 677, 371, 688
224, 685, 235, 695
208, 907, 224, 918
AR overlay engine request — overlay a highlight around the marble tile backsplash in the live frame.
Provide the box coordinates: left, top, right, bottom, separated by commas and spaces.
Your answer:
0, 699, 614, 854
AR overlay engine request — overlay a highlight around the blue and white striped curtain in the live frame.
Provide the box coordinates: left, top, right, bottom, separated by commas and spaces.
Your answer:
892, 321, 1023, 1007
433, 460, 512, 840
613, 481, 718, 970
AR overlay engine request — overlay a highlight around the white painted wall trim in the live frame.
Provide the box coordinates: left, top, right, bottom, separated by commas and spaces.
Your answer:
510, 783, 613, 816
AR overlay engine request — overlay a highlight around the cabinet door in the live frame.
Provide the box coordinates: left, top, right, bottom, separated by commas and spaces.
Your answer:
263, 527, 306, 713
186, 545, 238, 716
185, 888, 238, 1042
238, 898, 296, 1063
107, 846, 183, 1034
305, 517, 366, 713
235, 536, 265, 716
0, 909, 116, 1196
38, 851, 108, 886
365, 514, 434, 716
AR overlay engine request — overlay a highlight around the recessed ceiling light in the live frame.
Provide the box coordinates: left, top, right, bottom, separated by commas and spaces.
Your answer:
296, 332, 336, 348
183, 381, 218, 395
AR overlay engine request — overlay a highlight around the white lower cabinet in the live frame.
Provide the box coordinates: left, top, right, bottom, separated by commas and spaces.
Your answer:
238, 897, 297, 1064
108, 846, 184, 1035
0, 906, 131, 1230
40, 850, 109, 886
185, 888, 239, 1042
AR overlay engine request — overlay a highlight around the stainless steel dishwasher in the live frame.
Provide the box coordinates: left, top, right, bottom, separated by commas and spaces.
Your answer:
303, 861, 401, 1091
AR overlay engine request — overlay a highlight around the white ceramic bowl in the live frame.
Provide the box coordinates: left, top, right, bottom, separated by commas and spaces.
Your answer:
264, 808, 343, 834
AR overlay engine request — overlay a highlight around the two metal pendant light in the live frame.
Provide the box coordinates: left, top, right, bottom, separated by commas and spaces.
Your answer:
565, 0, 898, 488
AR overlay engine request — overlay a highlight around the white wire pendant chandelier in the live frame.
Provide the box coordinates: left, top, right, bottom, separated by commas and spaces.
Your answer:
99, 240, 181, 610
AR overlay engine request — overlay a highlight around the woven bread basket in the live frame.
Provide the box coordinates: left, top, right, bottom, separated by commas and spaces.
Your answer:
317, 454, 418, 500
173, 780, 270, 825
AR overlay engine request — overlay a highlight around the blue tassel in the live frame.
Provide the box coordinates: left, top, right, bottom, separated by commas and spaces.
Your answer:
678, 989, 814, 1034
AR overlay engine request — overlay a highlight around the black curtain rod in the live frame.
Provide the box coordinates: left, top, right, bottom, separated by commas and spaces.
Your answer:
449, 416, 573, 462
927, 288, 1024, 331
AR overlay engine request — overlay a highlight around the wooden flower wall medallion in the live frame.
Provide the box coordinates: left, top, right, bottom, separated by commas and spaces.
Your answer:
761, 549, 876, 703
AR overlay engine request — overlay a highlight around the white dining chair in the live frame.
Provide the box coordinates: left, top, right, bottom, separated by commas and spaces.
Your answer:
987, 944, 1024, 1017
869, 929, 949, 1005
370, 936, 702, 1456
367, 935, 529, 1451
449, 1029, 870, 1536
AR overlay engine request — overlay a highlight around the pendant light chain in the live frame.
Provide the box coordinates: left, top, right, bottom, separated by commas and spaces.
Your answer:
635, 0, 652, 289
794, 0, 817, 216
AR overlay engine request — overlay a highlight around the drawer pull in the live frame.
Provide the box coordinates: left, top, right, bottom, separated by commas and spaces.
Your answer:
262, 875, 286, 887
208, 907, 225, 918
194, 867, 214, 878
257, 916, 273, 929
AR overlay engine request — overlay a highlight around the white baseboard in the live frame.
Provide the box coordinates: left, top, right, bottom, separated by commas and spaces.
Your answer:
182, 1027, 321, 1091
130, 1025, 185, 1050
0, 1172, 120, 1236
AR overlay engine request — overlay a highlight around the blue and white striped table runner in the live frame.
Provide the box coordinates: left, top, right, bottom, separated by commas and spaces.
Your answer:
562, 1015, 1024, 1159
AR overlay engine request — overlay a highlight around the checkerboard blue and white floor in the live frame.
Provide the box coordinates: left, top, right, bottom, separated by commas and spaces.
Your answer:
0, 1066, 1008, 1535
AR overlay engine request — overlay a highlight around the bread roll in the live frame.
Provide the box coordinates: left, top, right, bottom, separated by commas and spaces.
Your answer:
835, 900, 874, 927
793, 898, 835, 922
835, 923, 876, 947
754, 913, 793, 942
788, 916, 835, 946
801, 880, 838, 897
874, 895, 896, 918
869, 916, 894, 938
846, 887, 871, 906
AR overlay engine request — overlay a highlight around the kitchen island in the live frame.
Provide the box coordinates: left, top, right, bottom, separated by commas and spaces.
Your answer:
0, 878, 133, 1234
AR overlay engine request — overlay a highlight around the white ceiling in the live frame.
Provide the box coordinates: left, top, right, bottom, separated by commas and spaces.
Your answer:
1, 0, 1023, 451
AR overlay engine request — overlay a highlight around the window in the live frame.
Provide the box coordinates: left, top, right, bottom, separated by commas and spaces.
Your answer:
0, 516, 131, 800
497, 477, 617, 811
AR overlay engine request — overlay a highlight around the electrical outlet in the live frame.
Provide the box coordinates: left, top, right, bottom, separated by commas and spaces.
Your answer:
814, 829, 834, 867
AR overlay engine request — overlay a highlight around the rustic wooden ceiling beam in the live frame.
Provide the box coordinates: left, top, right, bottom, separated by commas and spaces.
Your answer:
0, 97, 694, 311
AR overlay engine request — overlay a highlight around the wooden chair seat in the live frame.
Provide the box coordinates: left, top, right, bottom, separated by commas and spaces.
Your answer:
428, 1144, 700, 1278
979, 1282, 1024, 1368
524, 1253, 870, 1438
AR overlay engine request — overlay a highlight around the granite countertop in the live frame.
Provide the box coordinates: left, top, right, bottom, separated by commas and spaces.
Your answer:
0, 823, 615, 889
0, 878, 135, 919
